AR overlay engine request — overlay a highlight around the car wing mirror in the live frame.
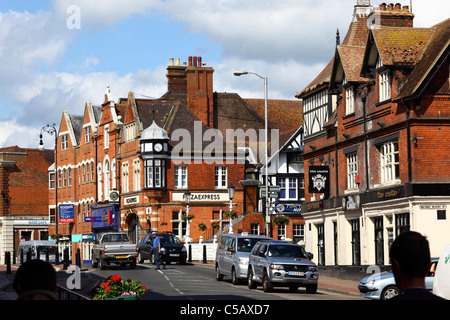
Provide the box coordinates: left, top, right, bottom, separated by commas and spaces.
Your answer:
307, 252, 314, 260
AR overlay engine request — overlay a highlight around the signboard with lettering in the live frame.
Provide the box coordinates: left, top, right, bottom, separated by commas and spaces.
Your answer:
172, 192, 230, 202
59, 204, 75, 223
90, 204, 119, 232
275, 203, 301, 214
308, 166, 330, 194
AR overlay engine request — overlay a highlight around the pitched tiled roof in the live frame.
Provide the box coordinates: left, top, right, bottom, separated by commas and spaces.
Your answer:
297, 15, 370, 98
372, 27, 434, 67
337, 45, 370, 83
395, 18, 450, 100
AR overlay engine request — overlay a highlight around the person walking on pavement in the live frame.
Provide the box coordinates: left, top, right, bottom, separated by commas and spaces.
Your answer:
152, 232, 165, 270
389, 231, 445, 300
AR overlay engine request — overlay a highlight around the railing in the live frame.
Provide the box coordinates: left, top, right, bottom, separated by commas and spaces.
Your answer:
57, 285, 91, 300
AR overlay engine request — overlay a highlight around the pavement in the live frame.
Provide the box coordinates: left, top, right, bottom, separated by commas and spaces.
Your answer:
0, 261, 361, 300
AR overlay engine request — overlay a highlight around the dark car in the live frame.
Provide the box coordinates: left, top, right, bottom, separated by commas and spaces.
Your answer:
137, 232, 187, 265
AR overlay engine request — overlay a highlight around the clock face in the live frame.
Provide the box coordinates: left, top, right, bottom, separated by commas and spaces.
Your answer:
154, 143, 163, 152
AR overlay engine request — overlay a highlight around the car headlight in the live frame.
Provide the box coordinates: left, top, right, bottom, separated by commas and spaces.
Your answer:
181, 246, 187, 252
270, 264, 284, 270
161, 247, 166, 253
238, 258, 248, 265
308, 266, 318, 272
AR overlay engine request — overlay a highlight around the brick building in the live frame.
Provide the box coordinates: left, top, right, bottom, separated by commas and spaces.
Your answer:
0, 146, 54, 263
296, 2, 450, 276
48, 56, 302, 262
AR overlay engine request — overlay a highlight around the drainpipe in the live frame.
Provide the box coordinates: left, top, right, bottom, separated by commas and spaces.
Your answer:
362, 95, 370, 191
405, 104, 412, 183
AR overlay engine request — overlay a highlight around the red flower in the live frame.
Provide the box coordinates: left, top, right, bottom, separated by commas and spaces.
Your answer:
101, 281, 110, 288
105, 287, 111, 292
112, 274, 121, 282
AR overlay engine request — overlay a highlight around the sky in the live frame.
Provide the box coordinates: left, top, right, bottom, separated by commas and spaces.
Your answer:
0, 0, 448, 149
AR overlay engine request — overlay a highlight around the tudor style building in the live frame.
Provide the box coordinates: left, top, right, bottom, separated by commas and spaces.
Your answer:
47, 56, 302, 262
297, 2, 450, 276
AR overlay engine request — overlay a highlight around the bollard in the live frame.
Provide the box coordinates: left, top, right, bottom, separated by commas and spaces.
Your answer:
5, 252, 11, 274
26, 250, 31, 262
188, 244, 192, 262
13, 250, 16, 265
37, 247, 40, 260
76, 248, 81, 267
202, 245, 207, 264
46, 250, 49, 263
63, 248, 69, 270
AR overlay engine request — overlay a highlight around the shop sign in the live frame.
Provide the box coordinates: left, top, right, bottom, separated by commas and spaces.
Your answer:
124, 195, 140, 206
275, 203, 301, 214
172, 192, 230, 202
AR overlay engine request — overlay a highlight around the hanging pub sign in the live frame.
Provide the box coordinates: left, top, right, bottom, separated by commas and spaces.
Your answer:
308, 166, 330, 194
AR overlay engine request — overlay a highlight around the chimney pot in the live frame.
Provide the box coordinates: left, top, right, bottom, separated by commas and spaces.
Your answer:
189, 56, 193, 67
170, 58, 174, 66
380, 3, 387, 10
387, 3, 394, 10
193, 56, 198, 67
198, 56, 202, 67
395, 3, 401, 10
176, 58, 180, 66
402, 5, 409, 12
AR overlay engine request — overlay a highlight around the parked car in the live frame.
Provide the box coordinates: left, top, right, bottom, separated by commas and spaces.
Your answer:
91, 232, 138, 270
215, 233, 272, 285
247, 240, 318, 293
137, 232, 187, 265
358, 258, 439, 300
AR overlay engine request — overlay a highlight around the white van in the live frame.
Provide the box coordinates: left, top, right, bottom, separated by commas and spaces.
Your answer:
17, 240, 58, 263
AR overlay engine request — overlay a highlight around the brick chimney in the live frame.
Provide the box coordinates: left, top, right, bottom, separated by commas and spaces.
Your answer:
186, 56, 214, 128
372, 2, 414, 27
166, 56, 215, 127
166, 58, 187, 94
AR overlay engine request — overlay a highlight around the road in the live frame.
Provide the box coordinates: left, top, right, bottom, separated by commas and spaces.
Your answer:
79, 261, 365, 301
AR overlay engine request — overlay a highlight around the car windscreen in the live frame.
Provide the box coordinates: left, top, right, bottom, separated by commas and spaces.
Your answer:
160, 235, 181, 245
38, 246, 57, 254
237, 238, 266, 252
268, 244, 308, 258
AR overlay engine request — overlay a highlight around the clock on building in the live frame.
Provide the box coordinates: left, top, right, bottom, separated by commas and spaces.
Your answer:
154, 143, 163, 152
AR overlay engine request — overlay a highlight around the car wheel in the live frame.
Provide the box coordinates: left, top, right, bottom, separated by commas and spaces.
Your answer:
137, 252, 144, 264
150, 253, 155, 265
92, 256, 98, 268
231, 268, 240, 285
381, 285, 400, 300
262, 271, 273, 292
306, 284, 317, 294
248, 269, 257, 289
216, 264, 224, 281
99, 258, 106, 270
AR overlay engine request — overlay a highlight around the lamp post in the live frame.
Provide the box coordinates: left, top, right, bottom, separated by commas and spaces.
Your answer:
227, 183, 235, 234
184, 190, 191, 243
233, 71, 270, 237
39, 123, 59, 264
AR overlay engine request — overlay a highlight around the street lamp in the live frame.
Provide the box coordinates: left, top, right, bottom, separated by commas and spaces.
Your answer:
39, 123, 60, 264
233, 70, 270, 237
227, 183, 235, 234
184, 190, 191, 243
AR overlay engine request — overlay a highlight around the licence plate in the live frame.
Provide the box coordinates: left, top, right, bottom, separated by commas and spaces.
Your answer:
289, 271, 305, 276
169, 253, 179, 257
116, 256, 128, 259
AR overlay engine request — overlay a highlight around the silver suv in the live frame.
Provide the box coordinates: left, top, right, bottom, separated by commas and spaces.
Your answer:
247, 240, 319, 293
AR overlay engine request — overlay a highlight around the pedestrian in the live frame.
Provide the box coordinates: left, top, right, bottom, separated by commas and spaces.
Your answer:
152, 232, 165, 270
13, 259, 58, 300
389, 231, 445, 300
